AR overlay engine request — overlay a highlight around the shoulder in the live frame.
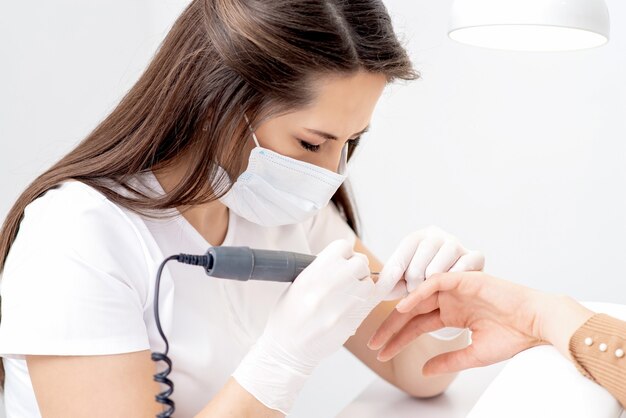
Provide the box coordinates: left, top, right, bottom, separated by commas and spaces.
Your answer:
8, 180, 152, 290
0, 180, 155, 356
24, 180, 121, 226
21, 180, 144, 244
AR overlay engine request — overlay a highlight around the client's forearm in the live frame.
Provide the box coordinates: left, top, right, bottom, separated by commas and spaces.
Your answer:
537, 294, 594, 361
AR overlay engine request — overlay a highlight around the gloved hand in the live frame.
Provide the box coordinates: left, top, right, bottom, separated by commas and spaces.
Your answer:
232, 239, 397, 414
379, 226, 484, 341
381, 226, 485, 300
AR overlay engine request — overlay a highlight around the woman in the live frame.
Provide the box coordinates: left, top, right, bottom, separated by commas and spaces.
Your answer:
0, 1, 485, 417
368, 272, 626, 408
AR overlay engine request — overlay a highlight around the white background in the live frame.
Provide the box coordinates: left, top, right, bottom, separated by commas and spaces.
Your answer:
1, 1, 625, 416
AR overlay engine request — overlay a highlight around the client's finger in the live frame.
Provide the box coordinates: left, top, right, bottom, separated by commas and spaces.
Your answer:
368, 293, 439, 350
449, 250, 485, 273
422, 344, 484, 376
396, 273, 460, 313
376, 310, 444, 362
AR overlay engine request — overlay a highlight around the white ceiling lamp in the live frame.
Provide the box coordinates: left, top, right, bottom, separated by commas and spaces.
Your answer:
448, 0, 610, 51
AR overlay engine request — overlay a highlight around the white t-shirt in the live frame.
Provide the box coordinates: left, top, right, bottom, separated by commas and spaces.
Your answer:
0, 171, 356, 417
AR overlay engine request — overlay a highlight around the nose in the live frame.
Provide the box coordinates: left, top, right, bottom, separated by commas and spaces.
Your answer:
334, 144, 347, 173
318, 147, 345, 173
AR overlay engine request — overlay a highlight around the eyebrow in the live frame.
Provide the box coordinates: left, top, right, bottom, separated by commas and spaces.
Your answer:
304, 125, 369, 141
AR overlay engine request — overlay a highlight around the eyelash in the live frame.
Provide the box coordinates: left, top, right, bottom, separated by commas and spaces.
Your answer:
298, 136, 361, 153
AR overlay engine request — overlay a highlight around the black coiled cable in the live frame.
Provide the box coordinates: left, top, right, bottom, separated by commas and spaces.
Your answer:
152, 253, 210, 418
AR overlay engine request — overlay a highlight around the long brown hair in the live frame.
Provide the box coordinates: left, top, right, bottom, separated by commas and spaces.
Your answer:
0, 0, 418, 386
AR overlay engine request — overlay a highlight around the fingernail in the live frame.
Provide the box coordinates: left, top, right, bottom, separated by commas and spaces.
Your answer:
368, 337, 380, 350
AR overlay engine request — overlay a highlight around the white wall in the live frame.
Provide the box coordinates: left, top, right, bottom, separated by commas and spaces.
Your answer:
0, 0, 188, 217
2, 0, 624, 302
351, 0, 626, 305
1, 1, 625, 417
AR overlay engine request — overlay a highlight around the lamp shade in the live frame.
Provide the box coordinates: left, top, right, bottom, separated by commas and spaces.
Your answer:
449, 0, 610, 51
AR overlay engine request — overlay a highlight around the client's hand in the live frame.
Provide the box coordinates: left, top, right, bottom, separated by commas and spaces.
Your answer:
368, 272, 593, 375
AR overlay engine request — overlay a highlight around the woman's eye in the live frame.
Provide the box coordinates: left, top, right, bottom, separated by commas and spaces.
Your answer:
298, 135, 361, 152
298, 140, 321, 152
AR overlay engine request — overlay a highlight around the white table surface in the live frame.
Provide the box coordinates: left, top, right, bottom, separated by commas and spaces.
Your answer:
339, 356, 626, 418
338, 362, 506, 418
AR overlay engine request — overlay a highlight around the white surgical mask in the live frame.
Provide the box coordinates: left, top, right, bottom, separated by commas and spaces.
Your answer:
219, 122, 348, 226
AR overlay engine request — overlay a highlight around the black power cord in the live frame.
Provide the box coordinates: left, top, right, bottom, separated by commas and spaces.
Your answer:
152, 253, 210, 418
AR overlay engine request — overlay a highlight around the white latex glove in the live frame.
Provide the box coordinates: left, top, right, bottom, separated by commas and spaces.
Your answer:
380, 226, 485, 340
382, 226, 485, 300
232, 239, 397, 414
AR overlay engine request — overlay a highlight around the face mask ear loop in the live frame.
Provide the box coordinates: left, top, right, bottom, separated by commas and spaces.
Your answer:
244, 114, 261, 148
251, 132, 261, 148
